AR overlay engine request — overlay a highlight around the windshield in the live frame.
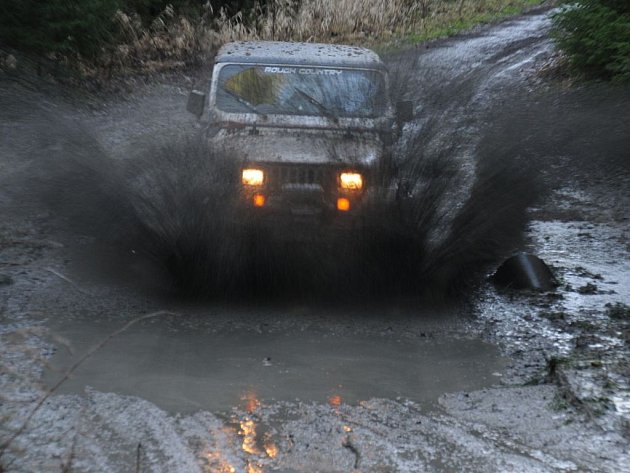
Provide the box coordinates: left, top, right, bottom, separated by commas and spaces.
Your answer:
215, 64, 388, 119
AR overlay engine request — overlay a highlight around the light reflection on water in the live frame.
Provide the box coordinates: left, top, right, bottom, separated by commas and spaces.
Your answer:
202, 391, 281, 472
203, 450, 237, 473
233, 391, 280, 472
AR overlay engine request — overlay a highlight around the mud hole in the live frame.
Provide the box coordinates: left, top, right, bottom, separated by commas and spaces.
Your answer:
43, 313, 507, 414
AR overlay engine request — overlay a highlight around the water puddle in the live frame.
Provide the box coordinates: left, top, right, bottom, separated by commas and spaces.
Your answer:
44, 312, 506, 414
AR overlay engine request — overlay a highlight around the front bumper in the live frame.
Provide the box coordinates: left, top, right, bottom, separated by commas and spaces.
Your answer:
238, 185, 367, 239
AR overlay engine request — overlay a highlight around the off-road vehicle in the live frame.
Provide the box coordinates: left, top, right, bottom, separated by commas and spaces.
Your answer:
187, 41, 411, 233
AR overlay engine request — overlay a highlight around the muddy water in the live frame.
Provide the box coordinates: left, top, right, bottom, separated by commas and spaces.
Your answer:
44, 312, 506, 414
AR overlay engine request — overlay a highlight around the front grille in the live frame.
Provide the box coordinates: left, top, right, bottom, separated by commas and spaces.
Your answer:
268, 165, 331, 189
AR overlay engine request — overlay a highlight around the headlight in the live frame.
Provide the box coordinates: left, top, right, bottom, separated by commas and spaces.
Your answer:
339, 172, 363, 190
242, 168, 264, 186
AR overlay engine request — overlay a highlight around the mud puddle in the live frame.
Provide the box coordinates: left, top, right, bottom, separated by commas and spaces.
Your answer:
43, 312, 507, 414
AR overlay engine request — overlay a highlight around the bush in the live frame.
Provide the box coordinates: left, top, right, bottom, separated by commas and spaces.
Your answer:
552, 0, 630, 82
0, 0, 123, 59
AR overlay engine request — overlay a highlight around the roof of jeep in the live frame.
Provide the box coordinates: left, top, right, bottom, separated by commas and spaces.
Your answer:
215, 41, 386, 70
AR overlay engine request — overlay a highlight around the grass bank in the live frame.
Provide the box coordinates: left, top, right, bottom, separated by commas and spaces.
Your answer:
404, 0, 547, 43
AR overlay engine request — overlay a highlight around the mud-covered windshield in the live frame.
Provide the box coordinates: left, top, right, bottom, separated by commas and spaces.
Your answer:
216, 64, 387, 118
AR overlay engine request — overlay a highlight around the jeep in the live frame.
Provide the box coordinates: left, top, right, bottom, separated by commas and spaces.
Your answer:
187, 41, 411, 235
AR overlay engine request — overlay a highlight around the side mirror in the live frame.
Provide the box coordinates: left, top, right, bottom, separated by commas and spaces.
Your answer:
395, 100, 413, 124
186, 90, 206, 117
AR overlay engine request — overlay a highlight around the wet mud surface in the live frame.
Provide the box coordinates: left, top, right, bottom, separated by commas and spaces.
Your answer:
2, 9, 630, 473
44, 311, 507, 414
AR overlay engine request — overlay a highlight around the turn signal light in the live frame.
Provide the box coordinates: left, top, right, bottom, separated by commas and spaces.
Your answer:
339, 172, 363, 190
337, 197, 350, 211
253, 194, 266, 207
242, 168, 264, 186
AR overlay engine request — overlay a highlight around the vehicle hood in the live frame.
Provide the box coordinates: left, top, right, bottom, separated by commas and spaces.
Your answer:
211, 126, 383, 167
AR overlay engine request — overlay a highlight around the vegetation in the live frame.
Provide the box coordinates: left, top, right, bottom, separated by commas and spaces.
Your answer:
552, 0, 630, 82
0, 0, 123, 60
605, 302, 630, 320
0, 0, 546, 80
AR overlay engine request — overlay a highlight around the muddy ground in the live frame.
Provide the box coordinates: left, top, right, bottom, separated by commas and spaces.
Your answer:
1, 9, 629, 473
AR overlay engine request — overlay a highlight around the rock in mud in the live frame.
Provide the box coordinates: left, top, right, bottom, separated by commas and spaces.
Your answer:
578, 282, 598, 294
491, 253, 557, 291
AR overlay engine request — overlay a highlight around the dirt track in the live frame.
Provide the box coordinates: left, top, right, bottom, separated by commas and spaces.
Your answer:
1, 9, 629, 473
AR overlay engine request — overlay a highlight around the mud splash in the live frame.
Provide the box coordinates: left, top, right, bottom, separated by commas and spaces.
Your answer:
5, 95, 539, 302
14, 39, 630, 303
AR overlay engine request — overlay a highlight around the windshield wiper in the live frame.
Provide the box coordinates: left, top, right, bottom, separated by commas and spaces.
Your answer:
223, 88, 267, 119
295, 87, 339, 124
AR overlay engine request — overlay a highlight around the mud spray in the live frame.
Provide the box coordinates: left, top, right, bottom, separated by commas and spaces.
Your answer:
8, 64, 627, 303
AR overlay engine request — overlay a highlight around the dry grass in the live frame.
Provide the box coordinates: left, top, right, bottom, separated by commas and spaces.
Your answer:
87, 6, 213, 78
214, 0, 418, 43
76, 0, 544, 79
213, 0, 545, 43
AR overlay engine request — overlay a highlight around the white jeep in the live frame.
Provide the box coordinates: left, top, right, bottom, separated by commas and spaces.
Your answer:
187, 41, 411, 233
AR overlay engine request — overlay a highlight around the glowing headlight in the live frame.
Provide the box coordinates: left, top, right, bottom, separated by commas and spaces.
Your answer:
242, 168, 264, 186
339, 172, 363, 190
